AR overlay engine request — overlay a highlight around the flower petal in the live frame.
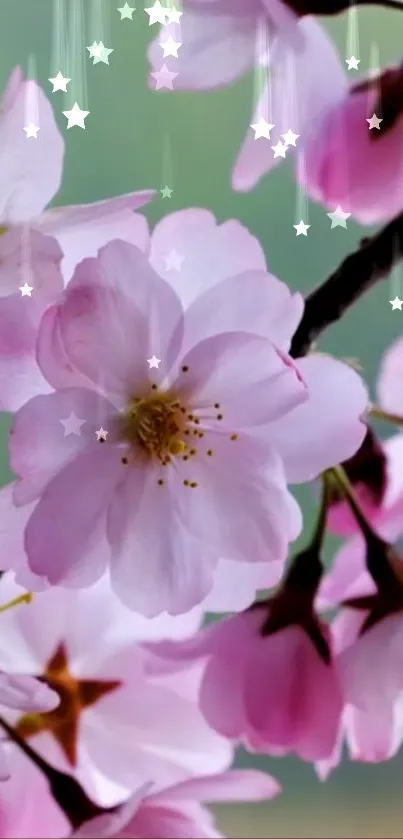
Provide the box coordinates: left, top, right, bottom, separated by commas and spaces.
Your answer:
377, 336, 403, 417
38, 192, 154, 284
172, 331, 308, 427
0, 73, 64, 223
266, 354, 368, 483
232, 18, 348, 191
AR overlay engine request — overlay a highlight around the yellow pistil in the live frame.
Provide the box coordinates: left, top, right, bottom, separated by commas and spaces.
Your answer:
0, 592, 33, 614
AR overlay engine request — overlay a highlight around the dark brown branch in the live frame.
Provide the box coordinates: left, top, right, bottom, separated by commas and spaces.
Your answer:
290, 211, 403, 358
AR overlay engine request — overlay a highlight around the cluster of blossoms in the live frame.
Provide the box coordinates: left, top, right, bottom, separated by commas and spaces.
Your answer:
0, 0, 403, 835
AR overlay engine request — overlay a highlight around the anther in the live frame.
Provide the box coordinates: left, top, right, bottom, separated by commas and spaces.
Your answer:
190, 481, 198, 488
214, 403, 220, 409
207, 449, 213, 456
190, 448, 197, 456
194, 418, 200, 425
183, 479, 190, 486
157, 479, 165, 486
151, 384, 157, 391
183, 455, 189, 461
230, 434, 238, 441
181, 365, 189, 372
216, 414, 223, 421
121, 456, 129, 465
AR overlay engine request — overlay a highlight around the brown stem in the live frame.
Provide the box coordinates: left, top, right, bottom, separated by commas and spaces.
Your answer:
290, 212, 403, 358
0, 716, 106, 830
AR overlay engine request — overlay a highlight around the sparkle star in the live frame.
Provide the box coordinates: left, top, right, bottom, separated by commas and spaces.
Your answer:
271, 140, 287, 158
345, 56, 360, 70
147, 355, 161, 369
145, 1, 168, 25
88, 41, 114, 65
250, 117, 274, 139
48, 71, 71, 92
87, 40, 102, 60
95, 427, 108, 441
293, 220, 310, 236
60, 411, 86, 437
367, 113, 383, 130
282, 129, 299, 146
63, 102, 90, 129
327, 206, 351, 229
160, 185, 173, 198
151, 64, 178, 90
117, 2, 135, 18
390, 296, 403, 311
160, 35, 182, 58
164, 249, 184, 271
166, 6, 182, 23
23, 123, 40, 139
19, 282, 33, 297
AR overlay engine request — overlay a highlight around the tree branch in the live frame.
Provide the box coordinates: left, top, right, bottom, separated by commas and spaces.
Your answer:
290, 211, 403, 358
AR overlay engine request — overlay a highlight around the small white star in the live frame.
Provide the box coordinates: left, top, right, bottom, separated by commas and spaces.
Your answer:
390, 296, 403, 311
166, 6, 182, 23
345, 56, 360, 71
63, 102, 90, 129
147, 355, 161, 369
164, 249, 184, 271
160, 185, 173, 198
282, 129, 299, 147
23, 122, 40, 139
88, 41, 114, 65
327, 206, 351, 229
145, 1, 167, 25
19, 282, 33, 297
250, 117, 274, 140
151, 64, 178, 90
271, 140, 288, 158
367, 113, 383, 130
293, 220, 311, 236
60, 411, 86, 437
160, 35, 182, 58
96, 427, 108, 442
48, 71, 71, 92
117, 2, 135, 18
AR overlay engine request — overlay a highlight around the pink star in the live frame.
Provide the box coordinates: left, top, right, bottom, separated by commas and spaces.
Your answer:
151, 64, 178, 91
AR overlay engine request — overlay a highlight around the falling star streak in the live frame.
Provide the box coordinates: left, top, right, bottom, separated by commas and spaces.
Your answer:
66, 0, 88, 110
50, 0, 68, 80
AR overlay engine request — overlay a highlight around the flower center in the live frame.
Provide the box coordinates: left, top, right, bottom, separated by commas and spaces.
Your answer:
121, 388, 196, 465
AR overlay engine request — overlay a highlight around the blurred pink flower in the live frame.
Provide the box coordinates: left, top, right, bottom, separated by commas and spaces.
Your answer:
6, 224, 367, 615
73, 770, 281, 839
153, 598, 343, 763
329, 335, 403, 536
0, 66, 155, 411
301, 63, 403, 224
147, 5, 348, 193
0, 574, 231, 806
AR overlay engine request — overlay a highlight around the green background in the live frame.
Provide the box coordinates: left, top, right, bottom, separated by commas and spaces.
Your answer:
0, 1, 403, 835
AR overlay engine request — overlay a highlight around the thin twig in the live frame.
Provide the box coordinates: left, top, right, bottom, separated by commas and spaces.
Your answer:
290, 212, 403, 358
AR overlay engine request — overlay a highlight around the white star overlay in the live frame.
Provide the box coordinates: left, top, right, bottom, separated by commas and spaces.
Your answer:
160, 35, 182, 58
367, 113, 383, 130
63, 102, 90, 129
294, 220, 310, 236
346, 56, 360, 70
96, 427, 108, 442
272, 140, 287, 159
145, 1, 167, 25
250, 117, 274, 140
390, 296, 403, 311
327, 206, 351, 229
118, 2, 135, 19
23, 123, 40, 139
49, 72, 71, 92
60, 411, 86, 437
19, 282, 33, 297
147, 355, 161, 369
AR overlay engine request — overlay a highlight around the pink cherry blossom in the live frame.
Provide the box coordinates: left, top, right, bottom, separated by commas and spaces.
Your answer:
0, 574, 231, 806
301, 64, 403, 223
6, 227, 368, 615
153, 602, 344, 763
0, 748, 70, 837
73, 770, 281, 839
147, 4, 348, 193
0, 67, 155, 411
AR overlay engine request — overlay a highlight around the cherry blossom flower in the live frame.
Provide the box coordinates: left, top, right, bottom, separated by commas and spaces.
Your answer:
73, 770, 281, 839
5, 227, 367, 615
147, 6, 348, 193
0, 574, 231, 805
0, 66, 155, 411
301, 63, 403, 224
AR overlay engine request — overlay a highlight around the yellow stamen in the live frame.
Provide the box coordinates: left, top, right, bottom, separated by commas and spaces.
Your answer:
0, 592, 33, 614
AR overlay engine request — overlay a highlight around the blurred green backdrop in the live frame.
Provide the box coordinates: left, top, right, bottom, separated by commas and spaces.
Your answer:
0, 1, 403, 836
